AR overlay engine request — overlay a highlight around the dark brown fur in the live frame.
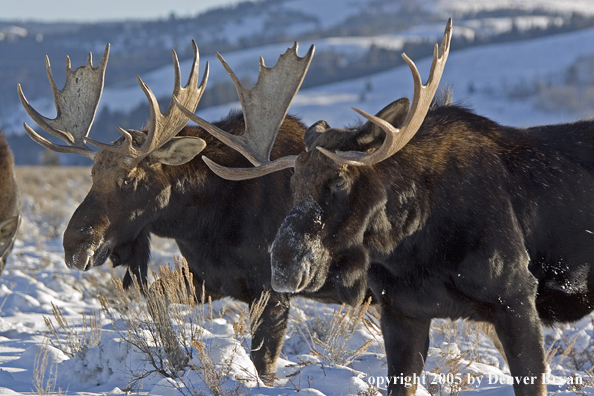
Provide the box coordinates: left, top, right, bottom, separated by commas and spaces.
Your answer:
0, 131, 20, 275
271, 98, 594, 396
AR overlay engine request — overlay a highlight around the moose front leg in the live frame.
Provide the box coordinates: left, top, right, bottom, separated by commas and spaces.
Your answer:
368, 263, 431, 395
493, 299, 547, 396
382, 305, 431, 396
250, 291, 291, 385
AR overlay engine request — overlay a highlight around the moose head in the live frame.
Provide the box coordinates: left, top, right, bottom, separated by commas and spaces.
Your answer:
18, 42, 209, 285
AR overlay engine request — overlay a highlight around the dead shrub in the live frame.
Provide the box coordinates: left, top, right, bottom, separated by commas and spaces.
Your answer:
297, 297, 374, 367
100, 257, 256, 395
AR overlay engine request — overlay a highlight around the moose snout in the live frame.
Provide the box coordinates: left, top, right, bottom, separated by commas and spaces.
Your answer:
270, 260, 310, 293
270, 198, 330, 293
270, 224, 310, 293
63, 212, 111, 271
65, 239, 113, 271
270, 232, 329, 293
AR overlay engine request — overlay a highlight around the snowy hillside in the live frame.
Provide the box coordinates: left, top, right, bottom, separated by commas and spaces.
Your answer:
119, 24, 594, 131
8, 22, 594, 145
4, 0, 594, 150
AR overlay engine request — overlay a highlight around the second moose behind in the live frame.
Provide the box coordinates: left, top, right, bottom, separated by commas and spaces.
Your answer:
18, 40, 372, 383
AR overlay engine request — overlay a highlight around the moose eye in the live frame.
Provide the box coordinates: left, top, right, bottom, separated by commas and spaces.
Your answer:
119, 177, 134, 189
330, 177, 348, 196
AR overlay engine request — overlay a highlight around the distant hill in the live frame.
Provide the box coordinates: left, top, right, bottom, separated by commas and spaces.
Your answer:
2, 0, 594, 164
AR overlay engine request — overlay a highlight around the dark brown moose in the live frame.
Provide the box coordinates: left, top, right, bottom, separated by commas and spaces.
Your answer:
18, 41, 371, 382
193, 19, 594, 396
0, 130, 20, 275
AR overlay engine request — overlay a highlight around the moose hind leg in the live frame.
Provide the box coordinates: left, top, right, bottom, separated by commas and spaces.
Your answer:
493, 299, 547, 396
250, 291, 290, 385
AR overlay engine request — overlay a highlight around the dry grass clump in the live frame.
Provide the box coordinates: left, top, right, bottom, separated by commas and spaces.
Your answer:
427, 348, 478, 396
565, 368, 594, 392
100, 258, 198, 385
426, 320, 499, 396
431, 320, 502, 367
43, 302, 102, 358
544, 324, 594, 372
33, 338, 62, 396
297, 297, 374, 367
362, 306, 385, 355
100, 257, 258, 395
37, 301, 101, 395
357, 384, 381, 396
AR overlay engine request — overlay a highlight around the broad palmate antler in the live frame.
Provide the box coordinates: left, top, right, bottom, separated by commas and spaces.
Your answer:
175, 42, 314, 180
19, 41, 208, 166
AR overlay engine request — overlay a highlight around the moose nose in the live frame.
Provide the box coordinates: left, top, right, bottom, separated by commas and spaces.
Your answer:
271, 260, 310, 293
271, 196, 329, 293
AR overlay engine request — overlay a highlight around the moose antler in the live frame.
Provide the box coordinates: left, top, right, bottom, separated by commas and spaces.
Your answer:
175, 42, 314, 180
17, 44, 110, 159
20, 41, 208, 166
86, 40, 209, 165
318, 18, 453, 166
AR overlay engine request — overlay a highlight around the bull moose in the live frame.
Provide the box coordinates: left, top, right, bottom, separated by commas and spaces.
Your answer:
187, 19, 594, 396
18, 41, 372, 381
0, 130, 20, 275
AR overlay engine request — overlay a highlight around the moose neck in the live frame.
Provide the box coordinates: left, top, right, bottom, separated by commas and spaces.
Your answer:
152, 120, 301, 245
359, 155, 432, 263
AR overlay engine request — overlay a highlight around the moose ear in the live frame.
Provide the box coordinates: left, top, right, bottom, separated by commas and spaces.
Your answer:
365, 97, 410, 140
150, 136, 207, 166
304, 120, 330, 152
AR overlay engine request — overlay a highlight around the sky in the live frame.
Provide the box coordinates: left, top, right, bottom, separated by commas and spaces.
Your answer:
0, 0, 249, 23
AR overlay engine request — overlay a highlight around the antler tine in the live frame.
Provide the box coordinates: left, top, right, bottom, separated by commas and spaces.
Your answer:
87, 40, 208, 163
17, 44, 110, 160
202, 154, 298, 181
319, 18, 453, 166
176, 42, 314, 180
148, 40, 208, 151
